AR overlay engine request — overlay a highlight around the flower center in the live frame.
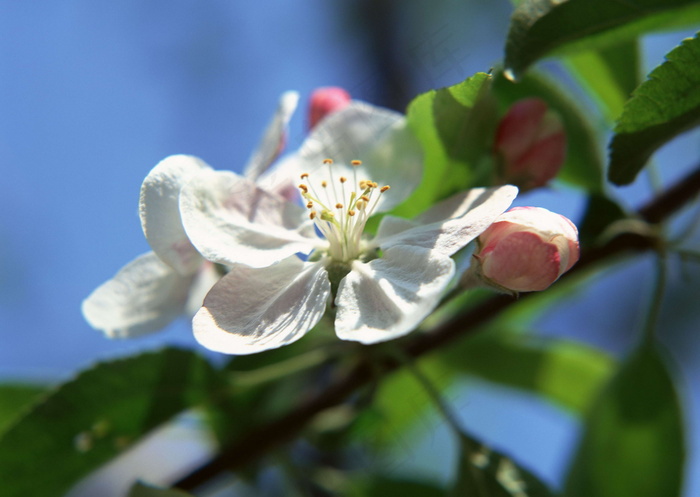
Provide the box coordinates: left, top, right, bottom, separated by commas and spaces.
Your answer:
298, 159, 390, 263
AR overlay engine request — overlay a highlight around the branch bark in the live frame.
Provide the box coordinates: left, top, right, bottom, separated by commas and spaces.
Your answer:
175, 163, 700, 491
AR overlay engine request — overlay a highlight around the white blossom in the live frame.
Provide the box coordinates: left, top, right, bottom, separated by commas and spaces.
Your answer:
181, 102, 518, 353
82, 92, 299, 337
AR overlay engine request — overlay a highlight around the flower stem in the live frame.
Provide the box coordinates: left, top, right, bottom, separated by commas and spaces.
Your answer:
642, 253, 667, 343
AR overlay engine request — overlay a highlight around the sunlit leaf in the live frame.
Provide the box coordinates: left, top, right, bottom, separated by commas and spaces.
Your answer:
0, 348, 216, 497
609, 32, 700, 185
0, 383, 46, 436
565, 40, 641, 123
447, 334, 615, 413
394, 72, 497, 218
492, 71, 604, 192
451, 433, 554, 496
564, 341, 685, 497
505, 0, 700, 79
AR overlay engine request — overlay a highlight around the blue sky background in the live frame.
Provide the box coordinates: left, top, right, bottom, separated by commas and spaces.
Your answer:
1, 1, 699, 495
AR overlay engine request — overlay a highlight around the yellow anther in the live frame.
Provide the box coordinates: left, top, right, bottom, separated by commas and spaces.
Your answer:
309, 211, 316, 220
348, 210, 356, 216
336, 203, 343, 209
300, 173, 309, 179
370, 181, 378, 188
359, 180, 367, 189
360, 195, 370, 202
298, 184, 308, 193
306, 201, 313, 209
356, 200, 366, 210
339, 176, 347, 183
323, 158, 333, 164
321, 181, 328, 187
351, 160, 362, 166
380, 185, 390, 193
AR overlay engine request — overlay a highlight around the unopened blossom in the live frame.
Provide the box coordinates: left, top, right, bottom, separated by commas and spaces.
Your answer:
82, 91, 300, 337
468, 206, 579, 293
494, 98, 566, 190
308, 87, 352, 130
180, 101, 518, 354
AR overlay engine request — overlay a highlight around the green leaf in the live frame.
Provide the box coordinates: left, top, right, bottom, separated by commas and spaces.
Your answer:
394, 72, 497, 218
565, 40, 641, 123
128, 482, 194, 497
347, 475, 445, 497
0, 348, 216, 497
492, 71, 604, 192
447, 334, 615, 413
505, 0, 700, 79
609, 32, 700, 185
0, 383, 46, 436
355, 353, 455, 448
452, 433, 555, 497
564, 341, 685, 497
577, 193, 628, 247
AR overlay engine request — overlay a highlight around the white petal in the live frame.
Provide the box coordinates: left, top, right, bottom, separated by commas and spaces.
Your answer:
184, 261, 223, 317
82, 252, 194, 338
139, 155, 211, 275
334, 246, 455, 344
180, 170, 321, 268
243, 91, 300, 181
373, 185, 518, 256
296, 101, 423, 212
374, 215, 420, 240
193, 257, 331, 354
254, 153, 303, 202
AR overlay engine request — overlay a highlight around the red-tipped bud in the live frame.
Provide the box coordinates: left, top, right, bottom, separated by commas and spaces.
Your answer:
308, 87, 351, 130
470, 207, 579, 293
494, 98, 566, 190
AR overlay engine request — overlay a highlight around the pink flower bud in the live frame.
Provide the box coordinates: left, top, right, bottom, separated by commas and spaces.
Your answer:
308, 87, 351, 130
494, 98, 566, 190
472, 206, 579, 293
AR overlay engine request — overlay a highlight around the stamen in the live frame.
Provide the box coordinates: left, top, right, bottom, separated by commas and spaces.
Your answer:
339, 177, 347, 183
309, 212, 316, 220
360, 195, 370, 202
321, 181, 327, 188
300, 173, 309, 179
348, 210, 356, 216
380, 185, 391, 192
335, 203, 343, 209
323, 158, 333, 164
298, 184, 308, 193
306, 201, 313, 209
351, 160, 362, 166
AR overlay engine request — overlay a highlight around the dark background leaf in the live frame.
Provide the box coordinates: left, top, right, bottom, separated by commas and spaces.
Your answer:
564, 341, 685, 497
0, 383, 46, 436
452, 433, 555, 497
0, 348, 216, 497
609, 32, 700, 185
505, 0, 700, 79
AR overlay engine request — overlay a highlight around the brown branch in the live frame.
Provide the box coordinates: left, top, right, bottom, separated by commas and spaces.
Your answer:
174, 163, 700, 491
